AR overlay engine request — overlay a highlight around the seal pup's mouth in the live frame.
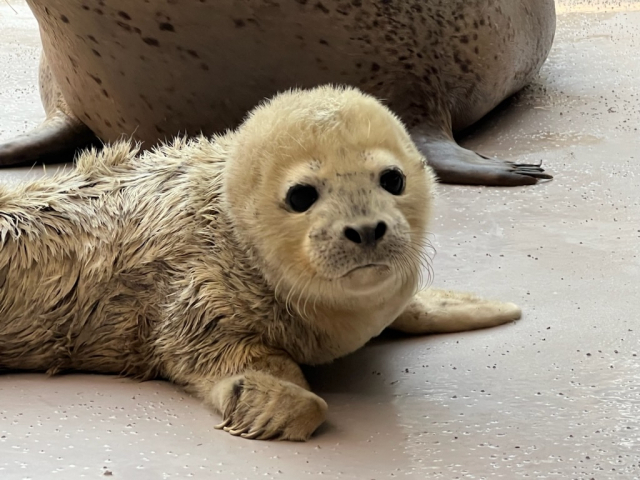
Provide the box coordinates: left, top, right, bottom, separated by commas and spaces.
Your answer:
342, 263, 390, 278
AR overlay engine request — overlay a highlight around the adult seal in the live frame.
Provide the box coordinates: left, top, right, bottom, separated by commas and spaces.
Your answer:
0, 85, 522, 440
0, 0, 556, 186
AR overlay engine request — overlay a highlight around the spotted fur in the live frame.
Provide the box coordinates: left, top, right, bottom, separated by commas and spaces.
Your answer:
0, 0, 555, 185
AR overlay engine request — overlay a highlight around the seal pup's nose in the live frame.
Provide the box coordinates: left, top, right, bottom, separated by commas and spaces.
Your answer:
343, 221, 387, 246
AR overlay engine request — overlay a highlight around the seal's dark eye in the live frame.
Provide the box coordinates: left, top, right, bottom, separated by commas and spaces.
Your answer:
286, 184, 318, 213
380, 169, 405, 196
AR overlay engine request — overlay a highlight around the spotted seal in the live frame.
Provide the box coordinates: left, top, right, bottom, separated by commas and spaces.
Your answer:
0, 0, 555, 186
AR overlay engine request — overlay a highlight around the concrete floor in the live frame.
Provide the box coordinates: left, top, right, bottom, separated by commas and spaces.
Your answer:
1, 0, 640, 478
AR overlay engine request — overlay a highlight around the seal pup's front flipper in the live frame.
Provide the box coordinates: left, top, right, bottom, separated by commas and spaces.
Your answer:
390, 288, 522, 335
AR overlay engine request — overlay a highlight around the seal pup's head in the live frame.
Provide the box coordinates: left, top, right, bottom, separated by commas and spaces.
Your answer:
224, 85, 434, 309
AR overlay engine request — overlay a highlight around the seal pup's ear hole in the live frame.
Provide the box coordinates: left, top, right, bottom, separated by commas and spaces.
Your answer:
380, 168, 406, 196
286, 184, 319, 213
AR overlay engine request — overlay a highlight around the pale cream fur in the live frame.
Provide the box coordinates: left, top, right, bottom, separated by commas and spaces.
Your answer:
0, 85, 521, 441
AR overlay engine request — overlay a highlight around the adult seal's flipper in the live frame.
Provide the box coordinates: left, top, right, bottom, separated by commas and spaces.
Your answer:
0, 113, 99, 167
411, 124, 553, 187
0, 52, 100, 167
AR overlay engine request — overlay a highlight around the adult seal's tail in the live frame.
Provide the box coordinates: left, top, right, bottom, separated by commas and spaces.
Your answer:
0, 0, 556, 186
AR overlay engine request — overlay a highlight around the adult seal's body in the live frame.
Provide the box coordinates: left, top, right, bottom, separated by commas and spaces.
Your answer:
0, 85, 522, 440
0, 0, 556, 186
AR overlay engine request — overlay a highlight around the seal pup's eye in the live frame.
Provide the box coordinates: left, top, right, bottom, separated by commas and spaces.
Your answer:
380, 169, 406, 196
286, 184, 319, 213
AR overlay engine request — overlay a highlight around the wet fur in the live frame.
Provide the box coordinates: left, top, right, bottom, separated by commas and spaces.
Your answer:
0, 86, 520, 440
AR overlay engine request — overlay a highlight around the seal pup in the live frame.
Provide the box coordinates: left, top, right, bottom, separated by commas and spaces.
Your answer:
0, 0, 555, 186
0, 85, 521, 441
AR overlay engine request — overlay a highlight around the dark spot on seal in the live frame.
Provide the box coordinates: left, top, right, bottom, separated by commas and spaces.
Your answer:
143, 37, 160, 46
87, 35, 98, 43
104, 119, 112, 127
371, 62, 380, 72
101, 89, 110, 99
233, 19, 245, 28
295, 0, 309, 4
460, 35, 469, 44
117, 11, 131, 20
92, 49, 101, 57
140, 95, 154, 111
94, 8, 103, 15
89, 74, 102, 85
186, 49, 199, 59
60, 14, 69, 23
200, 63, 210, 71
319, 39, 329, 46
159, 22, 175, 32
117, 21, 132, 32
232, 378, 244, 399
315, 2, 330, 14
82, 5, 89, 11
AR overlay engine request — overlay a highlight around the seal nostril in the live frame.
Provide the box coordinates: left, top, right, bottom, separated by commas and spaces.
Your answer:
344, 227, 362, 244
345, 223, 386, 245
374, 221, 387, 240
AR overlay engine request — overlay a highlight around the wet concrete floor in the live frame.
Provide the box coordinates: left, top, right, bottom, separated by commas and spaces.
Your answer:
0, 1, 639, 478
